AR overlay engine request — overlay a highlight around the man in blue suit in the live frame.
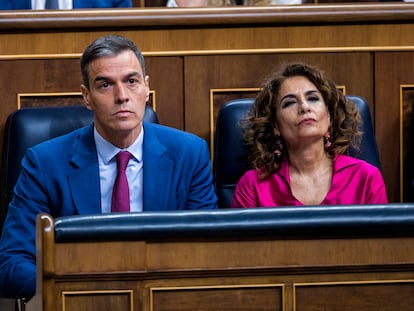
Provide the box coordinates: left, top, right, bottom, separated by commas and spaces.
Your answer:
0, 34, 217, 300
0, 0, 131, 10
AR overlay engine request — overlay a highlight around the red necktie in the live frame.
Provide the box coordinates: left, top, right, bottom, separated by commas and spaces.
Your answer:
111, 151, 132, 213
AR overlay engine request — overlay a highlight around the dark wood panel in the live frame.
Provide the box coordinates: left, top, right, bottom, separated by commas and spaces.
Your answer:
53, 281, 144, 311
145, 56, 184, 130
152, 286, 283, 311
374, 52, 414, 203
63, 290, 133, 311
295, 282, 414, 311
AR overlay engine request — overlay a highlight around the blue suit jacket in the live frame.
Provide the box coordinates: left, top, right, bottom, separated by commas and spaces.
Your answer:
0, 122, 217, 298
0, 0, 131, 9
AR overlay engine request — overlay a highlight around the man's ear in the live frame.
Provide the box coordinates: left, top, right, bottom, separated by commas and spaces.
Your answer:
80, 84, 92, 110
145, 75, 150, 88
145, 75, 150, 100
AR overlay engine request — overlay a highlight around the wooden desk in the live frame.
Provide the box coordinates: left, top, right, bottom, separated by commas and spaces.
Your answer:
27, 207, 414, 310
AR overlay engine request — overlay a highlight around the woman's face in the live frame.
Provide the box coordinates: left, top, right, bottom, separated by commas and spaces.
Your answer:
275, 76, 330, 148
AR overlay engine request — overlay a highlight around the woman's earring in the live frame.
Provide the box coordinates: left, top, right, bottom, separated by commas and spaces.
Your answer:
324, 132, 332, 149
274, 137, 283, 157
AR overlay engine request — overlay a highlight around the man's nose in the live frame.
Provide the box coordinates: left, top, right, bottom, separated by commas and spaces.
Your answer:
115, 83, 128, 104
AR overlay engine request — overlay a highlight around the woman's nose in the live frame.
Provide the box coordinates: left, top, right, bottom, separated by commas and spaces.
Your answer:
299, 100, 311, 113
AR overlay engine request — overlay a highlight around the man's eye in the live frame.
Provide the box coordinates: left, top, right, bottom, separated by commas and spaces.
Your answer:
101, 81, 110, 88
128, 79, 137, 84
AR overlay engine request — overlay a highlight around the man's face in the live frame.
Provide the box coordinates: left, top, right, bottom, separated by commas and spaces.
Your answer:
81, 50, 149, 147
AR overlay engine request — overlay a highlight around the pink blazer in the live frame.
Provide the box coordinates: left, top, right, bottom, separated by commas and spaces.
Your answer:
231, 154, 388, 208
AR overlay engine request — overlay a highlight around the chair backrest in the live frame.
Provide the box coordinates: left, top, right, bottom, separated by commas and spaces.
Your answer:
0, 105, 158, 232
213, 95, 381, 209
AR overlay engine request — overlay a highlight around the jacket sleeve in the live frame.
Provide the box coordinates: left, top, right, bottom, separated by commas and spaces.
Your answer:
0, 148, 50, 299
366, 167, 388, 204
185, 139, 218, 210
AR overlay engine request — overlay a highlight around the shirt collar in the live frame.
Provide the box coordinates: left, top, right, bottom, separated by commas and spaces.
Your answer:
332, 154, 363, 172
94, 126, 144, 165
276, 154, 362, 181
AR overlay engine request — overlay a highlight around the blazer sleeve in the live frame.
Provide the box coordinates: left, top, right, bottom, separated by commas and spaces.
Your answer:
365, 166, 388, 204
0, 148, 50, 299
112, 0, 132, 7
185, 138, 218, 210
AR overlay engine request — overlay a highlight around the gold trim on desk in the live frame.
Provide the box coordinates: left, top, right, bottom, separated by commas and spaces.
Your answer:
3, 46, 414, 60
150, 283, 285, 311
61, 289, 134, 311
400, 84, 414, 202
17, 92, 83, 110
293, 279, 414, 311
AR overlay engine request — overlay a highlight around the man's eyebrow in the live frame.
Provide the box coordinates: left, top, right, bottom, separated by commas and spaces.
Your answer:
94, 76, 110, 83
93, 71, 142, 83
125, 71, 141, 79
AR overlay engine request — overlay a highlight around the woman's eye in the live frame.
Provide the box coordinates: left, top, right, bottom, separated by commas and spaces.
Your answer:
282, 101, 295, 108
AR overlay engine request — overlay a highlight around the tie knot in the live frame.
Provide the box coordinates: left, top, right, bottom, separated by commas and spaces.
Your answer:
116, 151, 131, 171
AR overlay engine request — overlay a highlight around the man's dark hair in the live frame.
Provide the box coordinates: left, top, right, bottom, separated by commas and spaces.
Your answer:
80, 35, 146, 89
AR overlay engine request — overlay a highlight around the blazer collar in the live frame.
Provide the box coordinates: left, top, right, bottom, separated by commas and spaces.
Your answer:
142, 122, 174, 211
72, 0, 92, 8
68, 125, 101, 215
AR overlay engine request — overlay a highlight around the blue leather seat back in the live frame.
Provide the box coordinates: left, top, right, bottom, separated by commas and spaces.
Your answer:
53, 204, 414, 242
213, 99, 252, 210
213, 95, 381, 209
0, 105, 158, 231
346, 95, 381, 169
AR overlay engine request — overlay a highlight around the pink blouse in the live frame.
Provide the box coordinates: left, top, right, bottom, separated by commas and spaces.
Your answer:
231, 154, 388, 208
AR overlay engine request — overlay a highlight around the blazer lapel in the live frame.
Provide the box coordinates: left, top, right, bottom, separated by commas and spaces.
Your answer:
68, 125, 101, 215
72, 0, 92, 8
19, 0, 31, 9
142, 123, 174, 211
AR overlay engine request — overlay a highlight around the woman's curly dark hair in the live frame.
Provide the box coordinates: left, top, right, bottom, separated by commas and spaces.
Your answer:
244, 63, 362, 179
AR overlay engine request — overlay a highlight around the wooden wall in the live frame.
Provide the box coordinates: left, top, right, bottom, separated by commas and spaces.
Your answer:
0, 4, 414, 202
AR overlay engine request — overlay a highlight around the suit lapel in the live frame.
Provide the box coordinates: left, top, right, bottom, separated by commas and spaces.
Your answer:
18, 0, 31, 9
142, 123, 174, 211
72, 0, 92, 8
68, 125, 101, 215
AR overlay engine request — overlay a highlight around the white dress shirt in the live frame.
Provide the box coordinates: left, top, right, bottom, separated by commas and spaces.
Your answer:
32, 0, 72, 9
94, 127, 144, 213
